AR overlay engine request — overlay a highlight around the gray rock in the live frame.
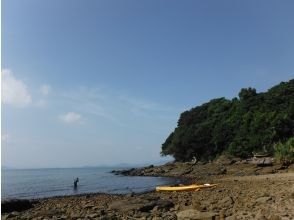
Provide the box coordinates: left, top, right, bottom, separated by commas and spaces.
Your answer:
174, 204, 180, 210
255, 196, 272, 204
152, 217, 164, 220
177, 209, 218, 220
225, 215, 236, 220
109, 199, 144, 211
220, 196, 234, 208
109, 198, 154, 212
109, 197, 173, 213
11, 211, 20, 216
86, 213, 99, 218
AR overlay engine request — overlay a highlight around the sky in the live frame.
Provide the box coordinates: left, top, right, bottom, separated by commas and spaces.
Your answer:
2, 0, 294, 168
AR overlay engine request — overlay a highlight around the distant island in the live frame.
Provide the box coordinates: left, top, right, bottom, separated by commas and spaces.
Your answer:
161, 79, 294, 163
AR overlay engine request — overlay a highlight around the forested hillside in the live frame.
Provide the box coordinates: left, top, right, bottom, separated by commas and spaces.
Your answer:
161, 79, 294, 161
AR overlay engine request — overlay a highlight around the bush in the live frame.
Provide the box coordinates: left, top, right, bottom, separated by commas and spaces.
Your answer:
274, 137, 294, 165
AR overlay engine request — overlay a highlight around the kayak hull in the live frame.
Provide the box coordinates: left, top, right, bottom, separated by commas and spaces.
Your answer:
156, 184, 217, 192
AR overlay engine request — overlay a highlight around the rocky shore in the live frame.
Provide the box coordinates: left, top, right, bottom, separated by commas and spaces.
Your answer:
2, 157, 294, 219
111, 156, 282, 179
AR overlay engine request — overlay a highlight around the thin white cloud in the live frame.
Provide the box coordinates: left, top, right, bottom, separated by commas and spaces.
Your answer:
62, 87, 123, 125
59, 112, 83, 124
2, 69, 32, 107
118, 94, 176, 119
119, 95, 157, 111
62, 86, 178, 128
40, 84, 51, 95
2, 134, 10, 142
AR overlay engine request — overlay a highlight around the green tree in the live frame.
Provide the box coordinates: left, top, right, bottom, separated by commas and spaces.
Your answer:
161, 79, 294, 161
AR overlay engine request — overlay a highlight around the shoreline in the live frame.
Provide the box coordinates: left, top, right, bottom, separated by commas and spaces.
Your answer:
2, 160, 294, 219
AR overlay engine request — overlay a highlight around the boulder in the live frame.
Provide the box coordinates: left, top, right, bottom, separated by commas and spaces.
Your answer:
177, 209, 218, 220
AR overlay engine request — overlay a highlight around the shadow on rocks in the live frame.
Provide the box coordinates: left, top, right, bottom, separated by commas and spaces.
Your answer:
1, 199, 37, 213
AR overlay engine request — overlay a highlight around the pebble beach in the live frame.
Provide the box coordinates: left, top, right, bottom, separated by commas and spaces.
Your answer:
2, 158, 294, 220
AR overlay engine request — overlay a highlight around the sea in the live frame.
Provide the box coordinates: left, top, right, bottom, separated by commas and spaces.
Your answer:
1, 167, 179, 200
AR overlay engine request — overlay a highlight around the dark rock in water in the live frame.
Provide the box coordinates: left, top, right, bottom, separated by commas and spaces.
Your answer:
2, 199, 35, 213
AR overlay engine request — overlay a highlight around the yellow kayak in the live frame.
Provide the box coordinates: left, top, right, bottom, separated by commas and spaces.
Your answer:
156, 183, 218, 192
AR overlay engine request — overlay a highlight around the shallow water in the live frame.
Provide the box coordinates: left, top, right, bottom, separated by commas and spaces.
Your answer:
1, 167, 179, 199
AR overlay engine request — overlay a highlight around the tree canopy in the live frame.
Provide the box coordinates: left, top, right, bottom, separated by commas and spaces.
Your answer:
161, 79, 294, 161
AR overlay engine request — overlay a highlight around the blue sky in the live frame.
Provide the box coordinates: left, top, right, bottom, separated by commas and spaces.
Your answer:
2, 0, 294, 168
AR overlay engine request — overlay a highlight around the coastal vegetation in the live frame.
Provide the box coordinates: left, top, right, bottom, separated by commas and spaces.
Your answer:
161, 79, 294, 161
274, 137, 294, 165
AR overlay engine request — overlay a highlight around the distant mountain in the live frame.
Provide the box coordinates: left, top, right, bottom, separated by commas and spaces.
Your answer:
161, 79, 294, 161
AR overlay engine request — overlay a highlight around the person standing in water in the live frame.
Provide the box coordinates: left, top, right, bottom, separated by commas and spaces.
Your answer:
74, 177, 79, 188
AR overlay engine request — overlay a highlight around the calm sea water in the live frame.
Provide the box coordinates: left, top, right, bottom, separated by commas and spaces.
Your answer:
2, 167, 179, 200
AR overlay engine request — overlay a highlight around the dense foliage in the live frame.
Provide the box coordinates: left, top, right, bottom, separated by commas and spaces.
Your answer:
161, 79, 294, 161
274, 137, 294, 165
